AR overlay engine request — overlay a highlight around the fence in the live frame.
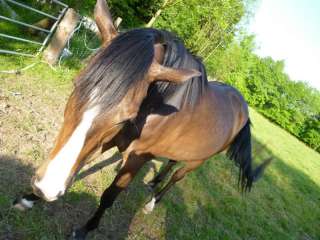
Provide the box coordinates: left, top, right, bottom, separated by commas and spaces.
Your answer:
0, 0, 68, 57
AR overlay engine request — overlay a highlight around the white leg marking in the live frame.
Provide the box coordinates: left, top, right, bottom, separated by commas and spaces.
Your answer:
143, 197, 156, 214
13, 198, 34, 211
34, 106, 100, 201
21, 198, 34, 208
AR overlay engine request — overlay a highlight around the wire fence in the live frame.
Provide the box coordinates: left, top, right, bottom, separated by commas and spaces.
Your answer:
0, 0, 104, 74
57, 16, 101, 66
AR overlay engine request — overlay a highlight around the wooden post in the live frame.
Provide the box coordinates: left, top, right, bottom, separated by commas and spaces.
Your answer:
43, 8, 79, 65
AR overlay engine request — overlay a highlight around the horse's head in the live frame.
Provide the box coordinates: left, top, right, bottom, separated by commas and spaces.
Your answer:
31, 0, 200, 202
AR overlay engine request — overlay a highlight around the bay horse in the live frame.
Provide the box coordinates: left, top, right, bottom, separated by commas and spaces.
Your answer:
14, 1, 270, 239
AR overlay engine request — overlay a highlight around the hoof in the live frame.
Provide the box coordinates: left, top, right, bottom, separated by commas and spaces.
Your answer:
143, 197, 156, 214
146, 183, 154, 192
146, 181, 156, 192
13, 197, 34, 211
71, 228, 87, 240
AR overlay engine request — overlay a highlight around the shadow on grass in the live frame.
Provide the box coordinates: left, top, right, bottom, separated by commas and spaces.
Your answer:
161, 136, 320, 240
0, 154, 95, 239
1, 134, 319, 240
0, 153, 156, 240
77, 152, 122, 180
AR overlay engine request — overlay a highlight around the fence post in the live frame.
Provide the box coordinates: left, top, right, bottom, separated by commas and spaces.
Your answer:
43, 8, 79, 65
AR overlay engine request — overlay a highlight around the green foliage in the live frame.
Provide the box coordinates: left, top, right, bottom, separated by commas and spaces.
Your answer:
60, 0, 165, 28
300, 114, 320, 151
109, 0, 165, 28
8, 0, 164, 28
0, 0, 164, 59
211, 35, 320, 152
154, 0, 245, 59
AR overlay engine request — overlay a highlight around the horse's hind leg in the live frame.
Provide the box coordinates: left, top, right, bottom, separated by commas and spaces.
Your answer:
72, 153, 150, 240
143, 159, 204, 214
147, 159, 176, 190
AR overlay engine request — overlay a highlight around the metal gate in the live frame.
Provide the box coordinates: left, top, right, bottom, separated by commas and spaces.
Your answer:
0, 0, 68, 57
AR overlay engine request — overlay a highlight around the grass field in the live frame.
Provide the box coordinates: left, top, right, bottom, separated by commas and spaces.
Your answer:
0, 55, 319, 240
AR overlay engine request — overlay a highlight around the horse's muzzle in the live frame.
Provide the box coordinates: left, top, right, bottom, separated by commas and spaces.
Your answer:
31, 176, 62, 202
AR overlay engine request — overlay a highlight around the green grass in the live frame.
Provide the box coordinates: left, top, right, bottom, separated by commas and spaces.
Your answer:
0, 53, 319, 240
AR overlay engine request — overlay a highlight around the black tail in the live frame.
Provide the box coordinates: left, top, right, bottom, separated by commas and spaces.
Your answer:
227, 119, 271, 192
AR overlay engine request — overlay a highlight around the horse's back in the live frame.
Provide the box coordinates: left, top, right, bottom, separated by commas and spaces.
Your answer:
208, 81, 248, 122
202, 81, 249, 148
125, 81, 249, 161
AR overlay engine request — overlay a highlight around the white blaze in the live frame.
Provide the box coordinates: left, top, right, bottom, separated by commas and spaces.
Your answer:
34, 106, 100, 201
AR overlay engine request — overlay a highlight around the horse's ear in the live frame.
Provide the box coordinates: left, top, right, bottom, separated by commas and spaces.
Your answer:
94, 0, 117, 46
149, 61, 201, 83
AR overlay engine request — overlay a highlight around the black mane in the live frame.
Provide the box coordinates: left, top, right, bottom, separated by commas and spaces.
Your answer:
148, 30, 208, 109
74, 28, 208, 113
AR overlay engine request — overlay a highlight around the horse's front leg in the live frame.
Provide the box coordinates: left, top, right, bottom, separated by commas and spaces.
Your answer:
72, 153, 150, 240
13, 193, 40, 211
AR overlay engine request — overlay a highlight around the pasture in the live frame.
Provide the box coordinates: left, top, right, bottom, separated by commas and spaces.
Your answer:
0, 57, 319, 240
